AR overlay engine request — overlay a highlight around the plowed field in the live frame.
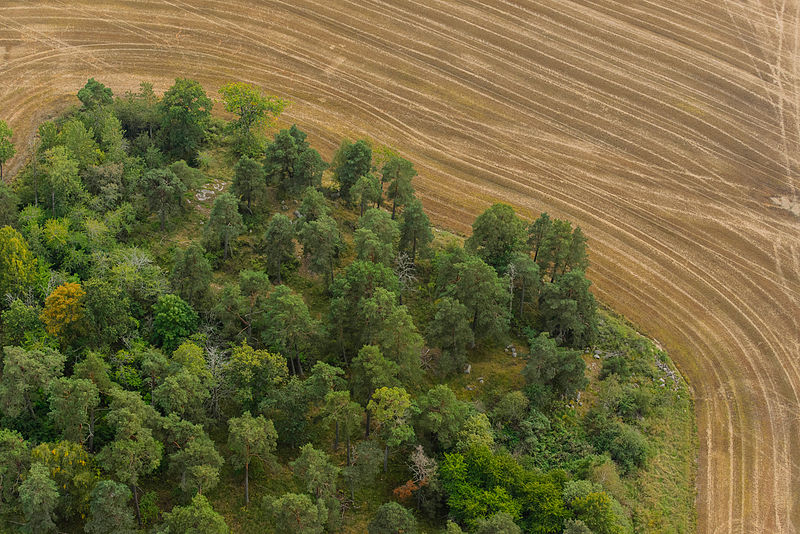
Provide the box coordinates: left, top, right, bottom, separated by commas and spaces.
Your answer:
1, 2, 799, 532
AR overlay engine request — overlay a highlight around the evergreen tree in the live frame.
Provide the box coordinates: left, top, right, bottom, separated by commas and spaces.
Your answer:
162, 494, 228, 534
291, 443, 340, 500
368, 501, 418, 534
539, 270, 597, 347
85, 480, 137, 534
0, 119, 16, 181
170, 242, 213, 308
299, 215, 344, 285
262, 285, 319, 376
382, 154, 416, 219
0, 429, 29, 509
142, 167, 185, 230
228, 411, 278, 505
232, 155, 266, 212
42, 146, 82, 216
19, 463, 58, 534
368, 386, 415, 472
298, 186, 330, 223
78, 78, 114, 109
204, 192, 244, 259
466, 203, 526, 273
350, 345, 400, 438
159, 78, 212, 162
426, 297, 474, 377
261, 213, 294, 283
0, 346, 65, 419
351, 173, 382, 216
527, 213, 551, 263
267, 493, 325, 534
48, 377, 100, 445
331, 139, 371, 202
523, 332, 587, 404
399, 197, 432, 263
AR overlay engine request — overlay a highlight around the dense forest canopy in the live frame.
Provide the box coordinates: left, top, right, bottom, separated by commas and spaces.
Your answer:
0, 79, 693, 533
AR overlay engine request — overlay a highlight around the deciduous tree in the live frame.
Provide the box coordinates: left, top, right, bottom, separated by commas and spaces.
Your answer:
162, 494, 228, 534
159, 78, 212, 162
368, 386, 415, 472
228, 411, 277, 505
85, 480, 137, 534
0, 346, 65, 418
142, 167, 185, 230
19, 463, 58, 534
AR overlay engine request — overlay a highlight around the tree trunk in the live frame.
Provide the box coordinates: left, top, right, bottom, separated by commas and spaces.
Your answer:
346, 434, 352, 466
329, 258, 335, 286
296, 356, 304, 377
245, 460, 250, 505
159, 209, 166, 231
51, 189, 55, 215
0, 162, 3, 181
519, 280, 526, 319
470, 309, 478, 348
365, 409, 371, 438
391, 197, 397, 220
383, 444, 389, 473
132, 484, 142, 526
334, 421, 340, 450
411, 236, 417, 264
289, 356, 297, 375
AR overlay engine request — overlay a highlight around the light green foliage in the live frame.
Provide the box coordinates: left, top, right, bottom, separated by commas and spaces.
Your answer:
399, 197, 432, 262
31, 441, 97, 522
426, 296, 473, 377
570, 491, 628, 534
350, 345, 400, 408
42, 145, 82, 215
168, 428, 223, 495
563, 519, 593, 534
1, 298, 45, 346
261, 213, 294, 283
539, 270, 598, 347
331, 139, 371, 202
368, 386, 415, 471
85, 480, 137, 534
416, 385, 470, 451
523, 332, 587, 404
151, 294, 198, 352
78, 78, 114, 110
142, 167, 185, 230
61, 118, 100, 170
228, 411, 277, 504
232, 155, 266, 212
153, 368, 209, 422
19, 463, 58, 534
466, 203, 526, 273
0, 119, 16, 181
49, 377, 100, 444
0, 346, 65, 419
170, 242, 213, 307
0, 226, 38, 297
226, 341, 288, 411
362, 289, 423, 384
351, 173, 382, 216
219, 81, 286, 132
474, 512, 522, 534
382, 154, 416, 219
159, 78, 212, 162
322, 390, 363, 455
0, 429, 29, 508
266, 492, 325, 534
168, 159, 205, 190
492, 391, 530, 430
74, 351, 114, 395
299, 214, 344, 285
204, 192, 244, 259
298, 186, 330, 223
368, 501, 418, 534
355, 208, 399, 265
162, 493, 229, 534
456, 413, 495, 452
291, 443, 340, 499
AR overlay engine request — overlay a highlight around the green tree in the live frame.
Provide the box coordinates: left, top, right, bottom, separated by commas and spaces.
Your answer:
537, 219, 573, 282
331, 139, 371, 202
356, 208, 399, 265
321, 390, 363, 462
42, 145, 82, 215
0, 119, 16, 181
153, 369, 209, 423
527, 213, 551, 263
167, 429, 223, 495
0, 429, 29, 509
114, 82, 161, 141
350, 345, 400, 437
426, 297, 474, 377
85, 480, 137, 534
60, 118, 100, 171
475, 512, 522, 534
291, 443, 340, 500
266, 492, 325, 534
162, 493, 229, 534
351, 173, 382, 216
142, 167, 185, 230
48, 377, 100, 445
225, 342, 288, 412
264, 126, 326, 196
228, 411, 277, 505
159, 78, 212, 162
31, 441, 97, 523
204, 192, 244, 259
368, 386, 415, 472
507, 253, 541, 323
262, 285, 319, 376
570, 491, 624, 534
232, 156, 266, 213
299, 215, 344, 285
151, 293, 198, 352
78, 78, 114, 109
0, 226, 38, 297
19, 463, 58, 534
563, 519, 592, 534
262, 213, 294, 283
298, 186, 329, 223
399, 197, 432, 263
0, 182, 18, 227
83, 277, 137, 347
466, 203, 526, 273
342, 440, 383, 499
539, 270, 597, 347
368, 501, 418, 534
219, 81, 286, 132
170, 242, 213, 308
523, 332, 587, 404
415, 385, 470, 451
1, 298, 45, 346
382, 154, 416, 219
0, 346, 65, 418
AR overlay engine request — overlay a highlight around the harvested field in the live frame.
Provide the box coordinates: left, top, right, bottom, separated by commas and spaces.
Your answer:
1, 1, 800, 532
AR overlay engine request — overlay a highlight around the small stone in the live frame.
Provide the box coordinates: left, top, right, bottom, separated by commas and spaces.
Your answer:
293, 210, 302, 218
465, 385, 474, 391
464, 364, 471, 375
478, 377, 484, 384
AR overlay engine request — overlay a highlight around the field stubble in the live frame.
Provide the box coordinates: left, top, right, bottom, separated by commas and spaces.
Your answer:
1, 1, 800, 532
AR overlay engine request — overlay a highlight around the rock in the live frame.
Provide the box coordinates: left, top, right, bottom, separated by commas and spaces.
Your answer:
478, 377, 484, 384
293, 210, 302, 218
593, 354, 601, 359
464, 364, 471, 375
465, 385, 474, 391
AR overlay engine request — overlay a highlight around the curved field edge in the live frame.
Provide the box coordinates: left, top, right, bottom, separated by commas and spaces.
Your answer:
1, 2, 799, 532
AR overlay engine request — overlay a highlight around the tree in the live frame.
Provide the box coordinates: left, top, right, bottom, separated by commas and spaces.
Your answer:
262, 285, 319, 376
539, 270, 597, 347
523, 332, 587, 404
219, 81, 286, 132
232, 156, 266, 213
0, 182, 18, 227
426, 297, 473, 377
474, 512, 522, 534
570, 491, 625, 534
291, 444, 340, 500
226, 342, 288, 411
204, 192, 244, 259
83, 277, 137, 347
367, 297, 423, 385
527, 213, 551, 262
466, 203, 526, 273
42, 145, 82, 215
299, 215, 344, 285
368, 386, 415, 472
170, 242, 213, 307
78, 78, 113, 109
267, 493, 325, 534
85, 480, 137, 534
537, 219, 573, 282
153, 368, 210, 423
151, 293, 198, 352
351, 173, 382, 216
0, 119, 16, 181
61, 118, 100, 170
563, 519, 593, 534
399, 197, 432, 263
298, 186, 329, 223
350, 345, 400, 437
49, 377, 100, 445
228, 411, 278, 505
166, 429, 223, 495
368, 502, 418, 534
321, 390, 363, 462
0, 346, 65, 418
342, 440, 383, 499
0, 429, 29, 509
162, 494, 229, 534
382, 154, 416, 219
19, 463, 58, 534
142, 167, 185, 230
159, 78, 212, 162
264, 126, 327, 196
31, 440, 97, 523
415, 385, 470, 451
356, 208, 399, 265
0, 225, 38, 297
508, 253, 541, 322
331, 139, 371, 202
262, 213, 294, 283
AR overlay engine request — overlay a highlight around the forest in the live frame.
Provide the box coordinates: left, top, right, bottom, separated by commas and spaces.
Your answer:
0, 79, 694, 533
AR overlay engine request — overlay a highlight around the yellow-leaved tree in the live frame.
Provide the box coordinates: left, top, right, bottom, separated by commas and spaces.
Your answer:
0, 225, 38, 296
41, 282, 86, 340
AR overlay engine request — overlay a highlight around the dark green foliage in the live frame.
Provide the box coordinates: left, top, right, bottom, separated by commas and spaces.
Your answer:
466, 203, 526, 273
299, 214, 345, 285
266, 492, 325, 534
291, 443, 340, 499
19, 463, 58, 534
170, 242, 213, 308
261, 213, 294, 283
356, 208, 399, 265
85, 480, 137, 534
382, 154, 416, 219
539, 270, 598, 347
399, 197, 432, 262
262, 284, 320, 376
0, 346, 65, 419
475, 512, 522, 534
0, 181, 19, 225
151, 294, 198, 352
426, 297, 473, 377
113, 82, 160, 141
415, 384, 470, 451
204, 192, 244, 259
162, 494, 228, 534
48, 377, 100, 445
228, 411, 277, 505
1, 298, 46, 346
0, 120, 16, 181
351, 173, 382, 216
298, 186, 330, 223
232, 155, 266, 212
332, 139, 372, 202
368, 501, 418, 534
142, 167, 185, 230
523, 332, 587, 405
159, 78, 212, 162
264, 125, 327, 196
83, 277, 137, 347
0, 429, 29, 509
78, 78, 114, 109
